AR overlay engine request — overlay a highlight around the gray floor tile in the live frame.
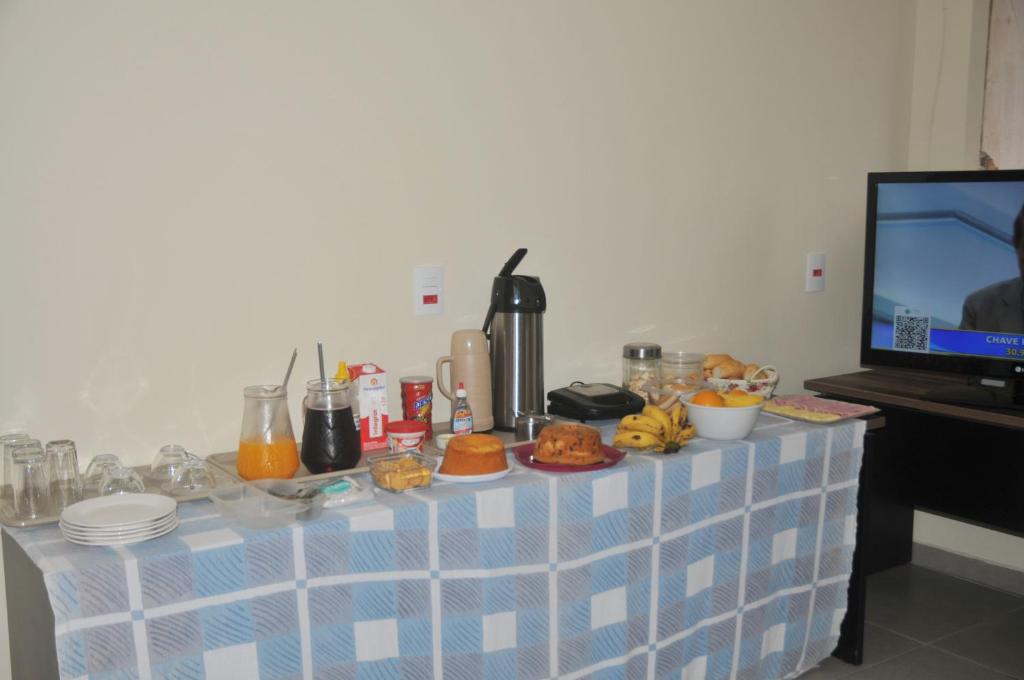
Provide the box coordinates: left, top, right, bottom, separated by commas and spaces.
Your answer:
866, 565, 1024, 643
935, 607, 1024, 679
860, 623, 919, 666
846, 646, 1012, 680
796, 656, 857, 679
795, 624, 920, 678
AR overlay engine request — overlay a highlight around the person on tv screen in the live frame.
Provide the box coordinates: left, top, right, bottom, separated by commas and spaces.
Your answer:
960, 203, 1024, 333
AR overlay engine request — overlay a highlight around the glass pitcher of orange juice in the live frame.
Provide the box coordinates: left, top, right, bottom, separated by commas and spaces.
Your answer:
237, 385, 300, 480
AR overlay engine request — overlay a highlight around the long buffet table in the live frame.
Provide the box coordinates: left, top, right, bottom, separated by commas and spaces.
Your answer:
4, 414, 865, 679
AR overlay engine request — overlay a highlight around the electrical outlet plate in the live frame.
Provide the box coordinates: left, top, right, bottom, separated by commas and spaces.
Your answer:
414, 265, 444, 316
805, 252, 825, 292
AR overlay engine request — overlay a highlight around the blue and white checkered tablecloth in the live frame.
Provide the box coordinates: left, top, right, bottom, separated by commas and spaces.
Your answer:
6, 414, 865, 680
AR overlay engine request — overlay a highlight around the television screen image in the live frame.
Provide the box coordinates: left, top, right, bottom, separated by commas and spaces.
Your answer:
869, 178, 1024, 363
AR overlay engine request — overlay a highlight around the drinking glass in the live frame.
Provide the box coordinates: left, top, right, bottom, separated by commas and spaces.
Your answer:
164, 455, 215, 496
1, 432, 32, 499
98, 465, 145, 496
45, 440, 82, 510
11, 443, 49, 520
150, 444, 189, 485
515, 414, 553, 442
84, 454, 123, 492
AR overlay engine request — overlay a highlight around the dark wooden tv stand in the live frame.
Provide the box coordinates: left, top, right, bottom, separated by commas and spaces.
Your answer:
807, 369, 1024, 539
807, 369, 1024, 431
806, 369, 1024, 666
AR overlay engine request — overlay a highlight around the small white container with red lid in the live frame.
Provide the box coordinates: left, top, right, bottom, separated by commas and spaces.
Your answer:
385, 420, 429, 454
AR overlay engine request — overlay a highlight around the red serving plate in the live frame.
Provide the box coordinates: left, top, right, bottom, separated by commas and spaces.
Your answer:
511, 443, 625, 473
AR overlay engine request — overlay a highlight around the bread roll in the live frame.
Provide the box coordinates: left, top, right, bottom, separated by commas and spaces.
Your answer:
711, 359, 745, 379
703, 354, 733, 370
743, 364, 761, 380
703, 353, 733, 379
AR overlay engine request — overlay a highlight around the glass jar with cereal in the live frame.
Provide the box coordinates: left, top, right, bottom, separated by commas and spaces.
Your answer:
622, 342, 662, 400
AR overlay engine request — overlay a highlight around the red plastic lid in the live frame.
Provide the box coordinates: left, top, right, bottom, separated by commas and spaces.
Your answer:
386, 419, 428, 435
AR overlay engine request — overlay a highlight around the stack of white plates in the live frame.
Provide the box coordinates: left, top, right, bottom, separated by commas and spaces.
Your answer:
60, 494, 178, 546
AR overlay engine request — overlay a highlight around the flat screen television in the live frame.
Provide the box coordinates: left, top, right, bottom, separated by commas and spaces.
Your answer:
861, 169, 1024, 408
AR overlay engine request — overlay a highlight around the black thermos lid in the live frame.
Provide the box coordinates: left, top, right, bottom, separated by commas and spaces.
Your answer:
490, 275, 546, 314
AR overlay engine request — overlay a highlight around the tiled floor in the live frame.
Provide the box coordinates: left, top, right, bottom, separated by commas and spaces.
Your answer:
799, 564, 1024, 679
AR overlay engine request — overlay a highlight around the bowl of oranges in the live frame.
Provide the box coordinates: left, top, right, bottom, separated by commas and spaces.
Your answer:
684, 389, 764, 440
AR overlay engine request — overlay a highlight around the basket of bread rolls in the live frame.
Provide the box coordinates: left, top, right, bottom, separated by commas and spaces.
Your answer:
703, 354, 779, 399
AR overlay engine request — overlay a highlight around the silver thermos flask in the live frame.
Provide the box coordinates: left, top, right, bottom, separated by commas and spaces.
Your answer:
483, 248, 546, 431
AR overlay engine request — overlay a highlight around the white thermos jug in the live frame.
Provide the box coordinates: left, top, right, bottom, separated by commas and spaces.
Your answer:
436, 329, 494, 432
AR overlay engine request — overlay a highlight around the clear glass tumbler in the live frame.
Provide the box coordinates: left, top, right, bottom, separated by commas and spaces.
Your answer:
98, 465, 145, 496
1, 432, 32, 499
84, 454, 123, 492
150, 444, 189, 485
515, 413, 554, 442
164, 456, 215, 496
45, 439, 82, 510
11, 443, 49, 520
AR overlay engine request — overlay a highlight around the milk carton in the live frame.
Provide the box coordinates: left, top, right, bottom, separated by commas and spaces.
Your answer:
348, 363, 389, 451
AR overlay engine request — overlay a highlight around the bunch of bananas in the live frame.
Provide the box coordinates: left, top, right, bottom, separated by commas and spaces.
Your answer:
612, 403, 696, 453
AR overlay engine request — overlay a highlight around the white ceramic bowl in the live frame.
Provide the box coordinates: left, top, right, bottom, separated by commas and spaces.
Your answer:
684, 398, 763, 440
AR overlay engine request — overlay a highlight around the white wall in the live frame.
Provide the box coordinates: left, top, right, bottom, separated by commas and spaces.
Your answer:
0, 1, 921, 458
0, 1, 995, 677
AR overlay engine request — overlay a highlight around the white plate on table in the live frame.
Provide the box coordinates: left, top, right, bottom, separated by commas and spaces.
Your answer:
60, 509, 177, 532
433, 459, 513, 484
62, 519, 179, 546
60, 514, 178, 539
61, 493, 177, 530
60, 519, 178, 542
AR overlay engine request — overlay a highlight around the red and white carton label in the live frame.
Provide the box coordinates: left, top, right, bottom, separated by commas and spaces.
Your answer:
348, 363, 389, 451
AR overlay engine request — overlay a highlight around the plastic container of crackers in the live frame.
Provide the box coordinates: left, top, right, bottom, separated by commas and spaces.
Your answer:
369, 452, 434, 493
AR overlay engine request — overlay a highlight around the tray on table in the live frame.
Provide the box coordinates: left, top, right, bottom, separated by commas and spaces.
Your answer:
204, 439, 448, 483
0, 462, 240, 528
206, 451, 372, 482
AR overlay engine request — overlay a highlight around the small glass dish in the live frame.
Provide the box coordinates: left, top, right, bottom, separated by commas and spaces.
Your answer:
208, 479, 326, 529
434, 433, 455, 452
369, 452, 433, 494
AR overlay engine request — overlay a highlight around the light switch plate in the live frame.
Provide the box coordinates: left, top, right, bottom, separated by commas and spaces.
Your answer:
805, 252, 825, 292
414, 265, 444, 316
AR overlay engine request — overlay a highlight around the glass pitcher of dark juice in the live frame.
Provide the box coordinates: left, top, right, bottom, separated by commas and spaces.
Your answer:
301, 378, 360, 473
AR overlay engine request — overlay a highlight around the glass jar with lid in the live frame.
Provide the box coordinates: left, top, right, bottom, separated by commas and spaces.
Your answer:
661, 351, 705, 391
622, 342, 662, 398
